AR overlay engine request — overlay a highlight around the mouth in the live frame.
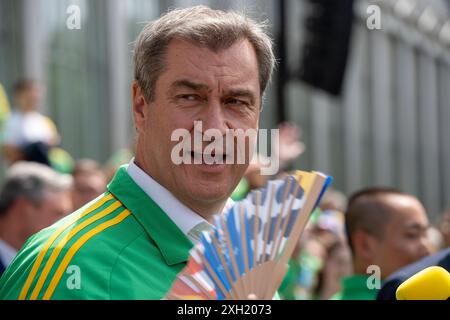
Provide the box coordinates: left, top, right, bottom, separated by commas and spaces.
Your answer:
190, 151, 227, 164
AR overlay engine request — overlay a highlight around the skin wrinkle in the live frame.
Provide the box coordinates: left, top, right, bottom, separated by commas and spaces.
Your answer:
169, 80, 256, 108
181, 40, 252, 87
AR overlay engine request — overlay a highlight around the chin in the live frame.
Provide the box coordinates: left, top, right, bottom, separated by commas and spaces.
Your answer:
190, 185, 230, 202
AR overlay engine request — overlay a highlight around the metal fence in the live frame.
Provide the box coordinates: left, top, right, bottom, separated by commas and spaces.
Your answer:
0, 0, 449, 221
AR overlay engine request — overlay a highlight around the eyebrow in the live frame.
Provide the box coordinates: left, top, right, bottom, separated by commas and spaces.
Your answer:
225, 89, 256, 105
170, 79, 209, 92
404, 222, 429, 231
169, 79, 257, 105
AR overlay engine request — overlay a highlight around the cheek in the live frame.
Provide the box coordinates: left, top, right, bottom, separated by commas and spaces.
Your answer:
384, 236, 418, 264
149, 105, 194, 140
226, 110, 259, 130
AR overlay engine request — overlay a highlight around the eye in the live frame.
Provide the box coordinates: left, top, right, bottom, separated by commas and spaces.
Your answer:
406, 233, 417, 239
405, 231, 421, 240
177, 94, 201, 102
225, 98, 248, 107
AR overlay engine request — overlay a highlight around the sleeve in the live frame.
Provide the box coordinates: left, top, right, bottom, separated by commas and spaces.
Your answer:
40, 252, 113, 300
0, 233, 111, 300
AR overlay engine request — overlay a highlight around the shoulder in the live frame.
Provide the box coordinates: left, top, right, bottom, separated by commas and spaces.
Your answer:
40, 115, 58, 132
107, 228, 186, 300
0, 192, 144, 300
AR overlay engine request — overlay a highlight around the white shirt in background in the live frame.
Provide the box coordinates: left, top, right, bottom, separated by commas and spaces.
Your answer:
0, 238, 17, 269
3, 111, 57, 147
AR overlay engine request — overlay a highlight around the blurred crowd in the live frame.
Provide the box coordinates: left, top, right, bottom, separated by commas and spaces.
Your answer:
0, 79, 449, 299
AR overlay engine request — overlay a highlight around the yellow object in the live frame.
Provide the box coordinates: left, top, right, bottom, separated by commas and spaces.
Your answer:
0, 84, 10, 118
0, 83, 11, 133
295, 170, 319, 197
396, 266, 450, 300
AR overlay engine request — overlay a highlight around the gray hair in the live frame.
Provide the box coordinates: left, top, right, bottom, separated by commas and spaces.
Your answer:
0, 162, 72, 216
133, 5, 275, 102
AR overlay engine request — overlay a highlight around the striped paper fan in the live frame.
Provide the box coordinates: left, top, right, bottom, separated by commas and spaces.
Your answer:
166, 170, 332, 300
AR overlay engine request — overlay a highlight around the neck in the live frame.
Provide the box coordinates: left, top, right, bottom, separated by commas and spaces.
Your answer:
0, 215, 25, 250
188, 200, 227, 223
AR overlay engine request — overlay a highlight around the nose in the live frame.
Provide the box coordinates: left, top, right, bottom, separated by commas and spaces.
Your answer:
199, 99, 229, 136
418, 235, 432, 256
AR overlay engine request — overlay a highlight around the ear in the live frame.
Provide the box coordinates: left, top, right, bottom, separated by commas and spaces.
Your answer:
352, 230, 377, 264
132, 81, 149, 133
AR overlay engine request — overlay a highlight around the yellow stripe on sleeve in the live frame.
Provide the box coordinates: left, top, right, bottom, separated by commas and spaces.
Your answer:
42, 210, 131, 300
19, 193, 114, 300
28, 200, 122, 300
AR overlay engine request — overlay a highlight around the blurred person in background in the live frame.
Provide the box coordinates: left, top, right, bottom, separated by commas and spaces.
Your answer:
439, 205, 450, 249
315, 239, 352, 299
312, 193, 352, 299
377, 246, 450, 300
279, 189, 351, 300
319, 189, 347, 222
278, 228, 325, 300
0, 83, 11, 143
2, 80, 60, 166
333, 188, 431, 300
313, 189, 348, 246
71, 159, 107, 210
104, 147, 134, 182
0, 162, 72, 276
427, 226, 444, 253
297, 208, 351, 300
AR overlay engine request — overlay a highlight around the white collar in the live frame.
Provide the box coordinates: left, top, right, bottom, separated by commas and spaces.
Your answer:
0, 238, 18, 268
127, 159, 233, 241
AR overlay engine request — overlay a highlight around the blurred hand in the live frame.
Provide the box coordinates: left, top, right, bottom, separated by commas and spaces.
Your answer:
277, 123, 305, 169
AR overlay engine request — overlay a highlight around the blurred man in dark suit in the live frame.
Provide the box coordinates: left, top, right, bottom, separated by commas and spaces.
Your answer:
0, 162, 72, 275
377, 247, 450, 300
333, 188, 431, 299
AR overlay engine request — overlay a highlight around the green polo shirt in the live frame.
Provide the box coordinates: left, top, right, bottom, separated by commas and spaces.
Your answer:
331, 275, 378, 300
0, 166, 194, 299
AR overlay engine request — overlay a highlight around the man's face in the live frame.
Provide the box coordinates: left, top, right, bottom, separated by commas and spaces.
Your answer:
25, 190, 73, 236
372, 195, 431, 279
133, 38, 261, 216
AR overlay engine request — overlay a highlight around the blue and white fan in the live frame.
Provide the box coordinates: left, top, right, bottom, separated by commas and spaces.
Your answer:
166, 170, 332, 300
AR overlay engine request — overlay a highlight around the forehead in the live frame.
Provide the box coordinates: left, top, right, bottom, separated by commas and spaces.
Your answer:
384, 195, 428, 226
161, 38, 260, 92
41, 189, 68, 203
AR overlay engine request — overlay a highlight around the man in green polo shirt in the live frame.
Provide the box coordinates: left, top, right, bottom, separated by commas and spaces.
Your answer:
332, 188, 431, 300
0, 5, 275, 299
